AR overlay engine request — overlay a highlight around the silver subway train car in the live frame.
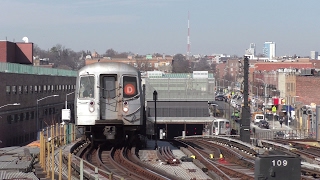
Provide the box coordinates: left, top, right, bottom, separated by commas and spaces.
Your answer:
75, 62, 144, 142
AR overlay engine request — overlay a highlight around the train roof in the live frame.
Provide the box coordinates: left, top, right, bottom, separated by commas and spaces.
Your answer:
213, 118, 230, 122
78, 62, 139, 75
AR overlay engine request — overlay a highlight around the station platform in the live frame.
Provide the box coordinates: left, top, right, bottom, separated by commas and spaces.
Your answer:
140, 140, 211, 180
0, 142, 39, 180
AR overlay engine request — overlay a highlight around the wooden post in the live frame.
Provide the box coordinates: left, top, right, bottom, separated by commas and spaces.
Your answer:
59, 149, 62, 180
56, 123, 59, 147
46, 139, 50, 178
39, 131, 43, 167
43, 130, 46, 173
51, 139, 54, 180
68, 153, 71, 180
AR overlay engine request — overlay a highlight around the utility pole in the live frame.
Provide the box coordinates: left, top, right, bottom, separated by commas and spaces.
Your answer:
240, 56, 251, 143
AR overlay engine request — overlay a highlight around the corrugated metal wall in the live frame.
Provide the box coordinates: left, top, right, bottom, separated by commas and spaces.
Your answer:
0, 62, 77, 77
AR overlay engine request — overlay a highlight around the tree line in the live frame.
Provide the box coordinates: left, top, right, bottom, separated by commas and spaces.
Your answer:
33, 44, 218, 74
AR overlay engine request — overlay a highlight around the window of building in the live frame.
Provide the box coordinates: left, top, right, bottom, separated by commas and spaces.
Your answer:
34, 85, 38, 93
20, 113, 23, 121
38, 85, 42, 93
18, 86, 22, 94
26, 112, 29, 120
7, 115, 13, 124
29, 85, 33, 93
30, 111, 35, 119
43, 85, 47, 92
24, 86, 28, 94
12, 86, 17, 94
47, 85, 50, 91
51, 85, 54, 92
25, 134, 29, 142
6, 86, 11, 94
14, 114, 19, 123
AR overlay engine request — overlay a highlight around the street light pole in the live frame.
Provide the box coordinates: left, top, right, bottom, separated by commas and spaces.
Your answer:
153, 90, 158, 150
0, 103, 20, 109
37, 95, 59, 132
65, 92, 75, 109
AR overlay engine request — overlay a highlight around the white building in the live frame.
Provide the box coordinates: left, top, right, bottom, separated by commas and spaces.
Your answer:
263, 42, 276, 59
310, 51, 318, 60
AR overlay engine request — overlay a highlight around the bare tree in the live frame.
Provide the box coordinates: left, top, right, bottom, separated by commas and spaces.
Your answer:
105, 48, 117, 57
194, 58, 210, 71
172, 54, 190, 73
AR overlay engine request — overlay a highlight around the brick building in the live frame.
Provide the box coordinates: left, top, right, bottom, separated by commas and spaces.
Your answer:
296, 76, 320, 105
0, 41, 33, 64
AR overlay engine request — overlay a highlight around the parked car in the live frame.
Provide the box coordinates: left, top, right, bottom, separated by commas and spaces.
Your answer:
274, 131, 285, 139
258, 120, 269, 129
215, 95, 225, 101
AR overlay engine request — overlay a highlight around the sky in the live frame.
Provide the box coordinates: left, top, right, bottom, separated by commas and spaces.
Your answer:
1, 0, 320, 57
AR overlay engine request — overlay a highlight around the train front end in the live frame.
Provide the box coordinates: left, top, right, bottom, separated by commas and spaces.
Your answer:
75, 62, 144, 142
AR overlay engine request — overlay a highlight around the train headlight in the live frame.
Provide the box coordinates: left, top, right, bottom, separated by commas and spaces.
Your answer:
123, 101, 129, 113
89, 100, 95, 112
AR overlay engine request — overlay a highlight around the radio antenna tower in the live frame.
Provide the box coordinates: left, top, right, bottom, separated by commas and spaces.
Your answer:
187, 11, 191, 60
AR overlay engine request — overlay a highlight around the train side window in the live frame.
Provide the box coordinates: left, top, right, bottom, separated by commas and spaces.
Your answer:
79, 76, 95, 98
123, 76, 138, 98
102, 76, 116, 99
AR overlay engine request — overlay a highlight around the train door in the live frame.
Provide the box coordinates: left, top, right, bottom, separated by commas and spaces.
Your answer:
219, 121, 225, 134
225, 121, 230, 135
77, 75, 96, 124
214, 121, 219, 135
100, 75, 118, 120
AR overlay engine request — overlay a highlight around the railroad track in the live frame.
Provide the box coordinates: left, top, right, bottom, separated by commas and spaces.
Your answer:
69, 138, 174, 180
178, 139, 255, 180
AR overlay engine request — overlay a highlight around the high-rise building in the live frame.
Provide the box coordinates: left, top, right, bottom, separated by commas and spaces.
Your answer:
245, 43, 256, 55
310, 51, 318, 60
263, 42, 276, 59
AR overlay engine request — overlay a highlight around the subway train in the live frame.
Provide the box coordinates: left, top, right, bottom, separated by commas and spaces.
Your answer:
75, 62, 145, 143
210, 118, 231, 135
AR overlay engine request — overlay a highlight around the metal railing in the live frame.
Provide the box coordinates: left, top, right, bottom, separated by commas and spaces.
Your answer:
253, 129, 316, 140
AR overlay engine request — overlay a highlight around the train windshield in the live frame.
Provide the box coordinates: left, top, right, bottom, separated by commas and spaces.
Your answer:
123, 76, 138, 98
79, 76, 95, 98
102, 76, 116, 99
219, 121, 225, 128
